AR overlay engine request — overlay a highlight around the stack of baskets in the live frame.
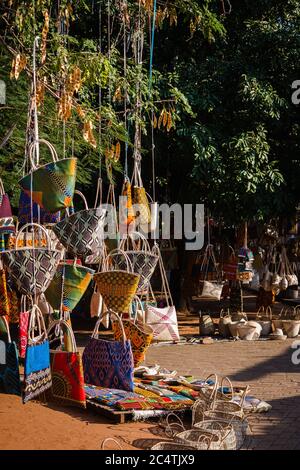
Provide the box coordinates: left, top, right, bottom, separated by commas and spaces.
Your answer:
152, 374, 251, 450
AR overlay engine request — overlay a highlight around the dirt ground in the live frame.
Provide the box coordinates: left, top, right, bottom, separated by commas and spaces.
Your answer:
0, 292, 299, 450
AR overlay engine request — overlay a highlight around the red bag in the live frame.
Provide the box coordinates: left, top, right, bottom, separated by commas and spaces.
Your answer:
47, 320, 86, 408
19, 296, 31, 359
223, 248, 238, 281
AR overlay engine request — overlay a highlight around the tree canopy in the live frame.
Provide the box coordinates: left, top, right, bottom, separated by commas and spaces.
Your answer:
0, 0, 299, 225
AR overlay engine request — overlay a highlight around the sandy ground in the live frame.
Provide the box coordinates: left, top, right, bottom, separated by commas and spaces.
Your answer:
0, 292, 299, 450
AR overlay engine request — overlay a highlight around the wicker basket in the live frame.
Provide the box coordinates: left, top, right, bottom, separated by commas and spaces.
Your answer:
151, 441, 195, 450
193, 419, 236, 450
201, 410, 249, 449
174, 429, 223, 450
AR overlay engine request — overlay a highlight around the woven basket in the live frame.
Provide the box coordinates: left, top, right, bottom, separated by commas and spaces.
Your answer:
193, 420, 236, 450
151, 442, 195, 451
174, 429, 223, 450
201, 410, 249, 450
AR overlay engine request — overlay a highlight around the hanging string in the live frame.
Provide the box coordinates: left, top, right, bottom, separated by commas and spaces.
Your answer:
123, 1, 128, 179
221, 0, 232, 15
95, 1, 103, 208
149, 0, 157, 203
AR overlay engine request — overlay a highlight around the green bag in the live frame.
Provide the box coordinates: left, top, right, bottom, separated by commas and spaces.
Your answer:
19, 139, 77, 213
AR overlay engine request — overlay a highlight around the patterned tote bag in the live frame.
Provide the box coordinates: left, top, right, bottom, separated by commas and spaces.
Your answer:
1, 223, 61, 297
82, 311, 134, 391
52, 190, 106, 260
145, 244, 180, 342
19, 139, 77, 213
94, 249, 140, 314
0, 266, 10, 318
0, 316, 21, 396
47, 320, 86, 408
112, 297, 153, 367
113, 231, 159, 294
0, 178, 15, 234
23, 305, 52, 403
45, 260, 94, 312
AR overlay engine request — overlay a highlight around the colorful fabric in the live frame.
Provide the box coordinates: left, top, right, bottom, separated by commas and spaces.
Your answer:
48, 350, 86, 408
19, 311, 30, 358
23, 339, 52, 403
18, 190, 60, 226
1, 248, 61, 297
84, 385, 140, 406
82, 337, 134, 391
0, 338, 21, 396
167, 386, 200, 400
146, 305, 180, 342
45, 263, 94, 312
52, 207, 105, 259
112, 320, 153, 367
19, 158, 77, 213
7, 289, 19, 324
94, 271, 140, 313
112, 251, 158, 293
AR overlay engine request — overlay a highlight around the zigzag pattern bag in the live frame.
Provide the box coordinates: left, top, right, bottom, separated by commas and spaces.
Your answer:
82, 311, 134, 391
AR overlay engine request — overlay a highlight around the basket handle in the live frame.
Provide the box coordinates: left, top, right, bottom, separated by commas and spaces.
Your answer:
104, 248, 134, 273
92, 310, 127, 343
165, 412, 186, 438
101, 438, 123, 450
0, 316, 11, 343
28, 304, 47, 342
47, 319, 77, 352
0, 178, 5, 196
204, 373, 218, 400
265, 306, 272, 320
131, 295, 145, 324
28, 139, 59, 169
197, 434, 212, 450
15, 223, 51, 249
219, 376, 234, 400
72, 189, 89, 211
119, 230, 151, 253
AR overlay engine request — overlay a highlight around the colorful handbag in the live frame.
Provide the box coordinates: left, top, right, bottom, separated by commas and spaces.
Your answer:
45, 260, 94, 312
47, 320, 86, 408
19, 296, 31, 359
94, 249, 140, 314
0, 316, 21, 396
19, 139, 77, 213
18, 190, 61, 226
52, 190, 106, 260
146, 304, 180, 342
145, 244, 180, 342
113, 231, 159, 294
1, 223, 61, 297
23, 305, 52, 403
0, 178, 15, 234
112, 297, 153, 367
82, 311, 134, 391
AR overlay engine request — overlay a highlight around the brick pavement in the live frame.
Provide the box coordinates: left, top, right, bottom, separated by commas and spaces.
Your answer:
145, 338, 300, 450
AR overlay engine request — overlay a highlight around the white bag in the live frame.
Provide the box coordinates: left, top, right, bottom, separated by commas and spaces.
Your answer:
146, 305, 180, 342
200, 280, 224, 301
